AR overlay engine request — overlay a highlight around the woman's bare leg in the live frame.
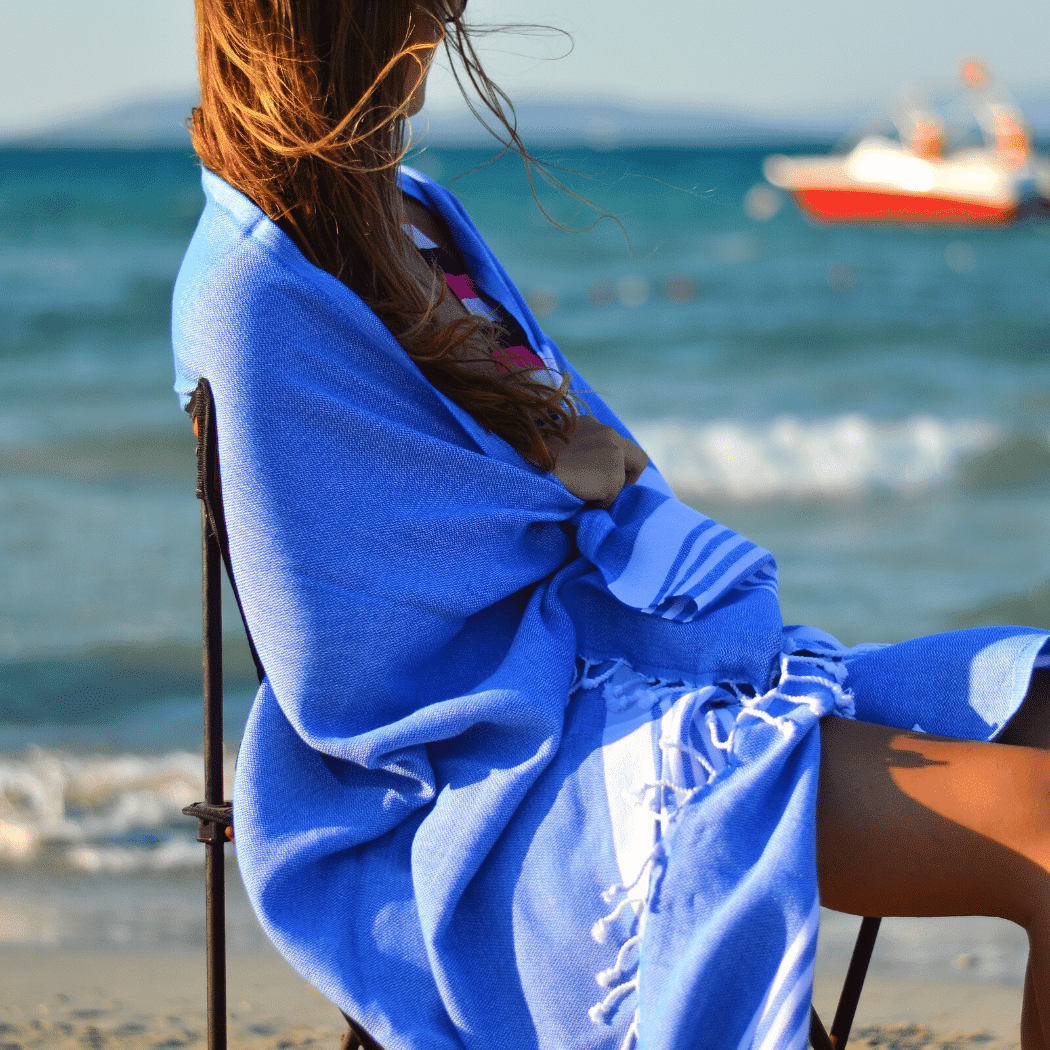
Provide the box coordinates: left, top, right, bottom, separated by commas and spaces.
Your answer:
817, 715, 1050, 1049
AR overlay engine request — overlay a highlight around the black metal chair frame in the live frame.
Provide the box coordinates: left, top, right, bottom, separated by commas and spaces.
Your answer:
182, 376, 882, 1050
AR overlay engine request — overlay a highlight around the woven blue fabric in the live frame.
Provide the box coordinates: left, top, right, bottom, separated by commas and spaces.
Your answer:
172, 166, 1049, 1050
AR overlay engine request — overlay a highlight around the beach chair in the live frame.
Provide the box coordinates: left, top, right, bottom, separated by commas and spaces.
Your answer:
181, 378, 382, 1050
181, 376, 881, 1050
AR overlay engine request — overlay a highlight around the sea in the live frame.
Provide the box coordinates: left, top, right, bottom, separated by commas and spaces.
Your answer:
2, 140, 1049, 984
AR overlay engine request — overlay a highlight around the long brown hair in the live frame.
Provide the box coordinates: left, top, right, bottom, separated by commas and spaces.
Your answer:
191, 0, 582, 470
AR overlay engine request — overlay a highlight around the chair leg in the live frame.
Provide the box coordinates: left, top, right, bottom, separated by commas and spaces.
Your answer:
810, 915, 882, 1048
340, 1013, 386, 1050
205, 834, 227, 1050
829, 917, 881, 1048
810, 1006, 836, 1050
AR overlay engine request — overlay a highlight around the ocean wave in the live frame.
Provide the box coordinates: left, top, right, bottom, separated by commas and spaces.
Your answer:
627, 414, 1008, 501
0, 747, 230, 871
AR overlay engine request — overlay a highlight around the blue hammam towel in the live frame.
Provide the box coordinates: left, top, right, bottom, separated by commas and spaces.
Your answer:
172, 164, 1050, 1050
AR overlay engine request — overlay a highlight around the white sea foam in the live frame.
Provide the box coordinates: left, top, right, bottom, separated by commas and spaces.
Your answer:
0, 747, 232, 871
627, 414, 1002, 501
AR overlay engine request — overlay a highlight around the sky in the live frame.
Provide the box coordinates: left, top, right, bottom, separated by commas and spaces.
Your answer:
3, 0, 1049, 136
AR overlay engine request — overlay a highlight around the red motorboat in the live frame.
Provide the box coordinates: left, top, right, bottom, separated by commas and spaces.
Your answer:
764, 59, 1050, 225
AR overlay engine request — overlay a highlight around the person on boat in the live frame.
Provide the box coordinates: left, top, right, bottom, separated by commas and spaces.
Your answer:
903, 108, 945, 160
961, 56, 1032, 168
172, 3, 1050, 1048
896, 87, 945, 159
908, 117, 944, 160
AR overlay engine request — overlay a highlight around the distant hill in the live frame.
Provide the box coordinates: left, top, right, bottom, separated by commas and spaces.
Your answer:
0, 94, 857, 149
418, 100, 856, 147
7, 95, 200, 148
6, 90, 1049, 149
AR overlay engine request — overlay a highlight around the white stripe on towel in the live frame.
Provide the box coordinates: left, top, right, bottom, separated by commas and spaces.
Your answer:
600, 667, 662, 892
737, 896, 820, 1050
608, 501, 719, 608
666, 531, 750, 596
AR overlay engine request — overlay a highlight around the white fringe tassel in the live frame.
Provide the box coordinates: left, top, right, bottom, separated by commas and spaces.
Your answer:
570, 650, 854, 1050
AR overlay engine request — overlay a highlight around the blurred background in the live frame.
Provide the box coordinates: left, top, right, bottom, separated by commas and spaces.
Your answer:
2, 0, 1050, 989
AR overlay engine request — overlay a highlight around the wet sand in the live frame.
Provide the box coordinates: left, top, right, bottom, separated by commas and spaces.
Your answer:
0, 945, 1023, 1050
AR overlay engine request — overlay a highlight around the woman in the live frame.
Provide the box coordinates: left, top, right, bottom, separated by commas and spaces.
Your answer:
172, 2, 1050, 1048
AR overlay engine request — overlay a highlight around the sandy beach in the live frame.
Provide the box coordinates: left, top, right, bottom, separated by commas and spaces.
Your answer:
0, 946, 348, 1050
0, 942, 1024, 1050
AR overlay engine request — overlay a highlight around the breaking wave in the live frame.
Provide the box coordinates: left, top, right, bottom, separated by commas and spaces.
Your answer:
627, 414, 1011, 501
0, 747, 232, 872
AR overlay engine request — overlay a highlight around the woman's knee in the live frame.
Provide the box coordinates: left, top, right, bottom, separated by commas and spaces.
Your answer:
992, 740, 1050, 926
